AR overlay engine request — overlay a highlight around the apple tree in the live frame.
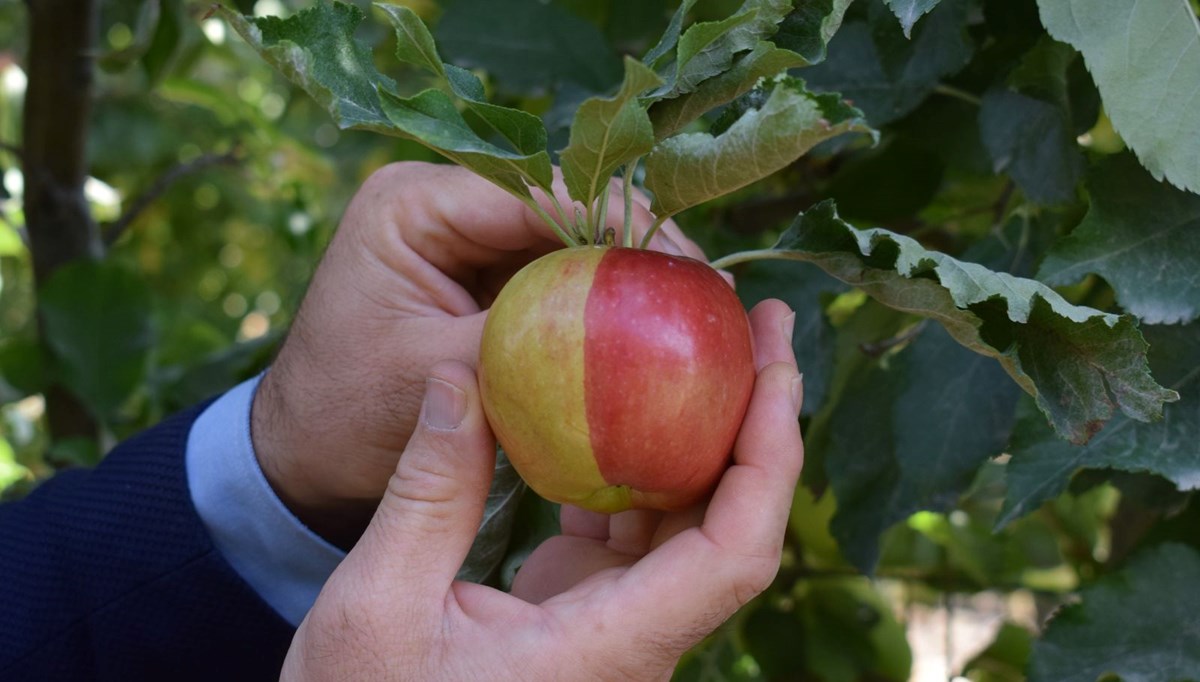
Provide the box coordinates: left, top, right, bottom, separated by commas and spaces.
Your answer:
1, 0, 1198, 679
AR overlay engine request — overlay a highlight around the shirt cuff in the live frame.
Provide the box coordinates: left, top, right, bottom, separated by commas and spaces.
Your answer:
186, 374, 346, 627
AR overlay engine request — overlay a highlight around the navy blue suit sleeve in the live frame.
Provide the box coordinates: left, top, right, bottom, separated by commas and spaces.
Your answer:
0, 404, 295, 682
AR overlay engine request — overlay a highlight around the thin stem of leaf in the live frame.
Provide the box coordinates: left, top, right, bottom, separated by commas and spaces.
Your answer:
522, 195, 575, 247
933, 84, 982, 107
708, 248, 780, 270
594, 180, 611, 244
584, 191, 595, 244
544, 188, 574, 239
638, 214, 669, 250
622, 159, 638, 248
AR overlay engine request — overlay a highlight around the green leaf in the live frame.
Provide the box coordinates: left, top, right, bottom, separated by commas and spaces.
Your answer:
1028, 543, 1200, 682
980, 88, 1083, 205
999, 323, 1200, 527
377, 87, 553, 197
375, 3, 443, 76
746, 200, 1179, 444
644, 78, 874, 217
559, 57, 663, 207
458, 449, 526, 583
38, 260, 154, 422
1038, 154, 1200, 325
773, 0, 855, 63
653, 0, 796, 100
1037, 0, 1200, 194
99, 0, 162, 72
882, 0, 941, 37
435, 0, 622, 95
666, 6, 762, 96
735, 261, 848, 416
823, 323, 1020, 572
649, 41, 809, 139
377, 3, 552, 179
803, 0, 973, 125
642, 0, 698, 67
142, 0, 184, 84
217, 2, 395, 130
979, 38, 1095, 205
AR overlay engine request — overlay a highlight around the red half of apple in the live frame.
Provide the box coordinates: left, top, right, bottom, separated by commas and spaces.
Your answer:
479, 246, 756, 514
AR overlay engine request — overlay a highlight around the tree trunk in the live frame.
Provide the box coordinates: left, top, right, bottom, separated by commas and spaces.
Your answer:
22, 0, 102, 443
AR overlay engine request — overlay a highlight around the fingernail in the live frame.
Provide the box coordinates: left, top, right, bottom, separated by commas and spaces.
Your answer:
791, 374, 804, 414
782, 312, 796, 345
423, 378, 466, 431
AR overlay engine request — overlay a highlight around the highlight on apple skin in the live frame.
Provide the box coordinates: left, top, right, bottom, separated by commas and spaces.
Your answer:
479, 246, 756, 514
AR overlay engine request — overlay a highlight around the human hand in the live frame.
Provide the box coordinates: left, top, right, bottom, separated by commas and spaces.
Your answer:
279, 299, 803, 681
250, 163, 712, 547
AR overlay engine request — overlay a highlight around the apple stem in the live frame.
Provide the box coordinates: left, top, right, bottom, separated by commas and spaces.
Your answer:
708, 249, 784, 271
622, 160, 637, 249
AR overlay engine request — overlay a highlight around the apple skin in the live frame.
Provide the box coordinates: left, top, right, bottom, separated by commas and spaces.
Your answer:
478, 246, 755, 513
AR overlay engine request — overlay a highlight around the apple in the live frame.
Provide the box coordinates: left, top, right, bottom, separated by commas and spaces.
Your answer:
478, 246, 755, 513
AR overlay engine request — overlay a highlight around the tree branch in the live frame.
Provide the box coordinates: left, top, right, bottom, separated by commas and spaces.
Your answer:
0, 140, 22, 160
102, 148, 242, 246
24, 0, 101, 443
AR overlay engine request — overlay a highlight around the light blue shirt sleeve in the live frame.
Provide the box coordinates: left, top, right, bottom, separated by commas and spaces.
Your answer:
186, 375, 347, 627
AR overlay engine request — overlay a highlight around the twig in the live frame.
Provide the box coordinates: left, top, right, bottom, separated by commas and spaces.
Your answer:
991, 179, 1016, 226
859, 320, 928, 357
0, 140, 22, 160
102, 148, 241, 246
933, 83, 982, 107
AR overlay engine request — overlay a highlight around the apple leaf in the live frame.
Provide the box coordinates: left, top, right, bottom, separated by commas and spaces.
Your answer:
375, 3, 442, 76
823, 323, 1020, 573
735, 260, 848, 417
1037, 0, 1200, 194
733, 200, 1179, 445
655, 0, 795, 99
999, 322, 1200, 527
650, 42, 809, 139
979, 38, 1095, 205
39, 260, 154, 423
882, 0, 941, 37
1027, 543, 1200, 682
803, 0, 972, 126
458, 449, 526, 583
1037, 154, 1200, 325
559, 57, 663, 208
644, 78, 874, 218
377, 4, 552, 178
979, 88, 1084, 205
771, 0, 855, 65
434, 0, 622, 95
216, 2, 395, 131
643, 0, 699, 68
377, 88, 553, 198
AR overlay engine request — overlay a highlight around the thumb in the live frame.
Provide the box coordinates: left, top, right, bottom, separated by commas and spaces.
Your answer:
355, 360, 497, 592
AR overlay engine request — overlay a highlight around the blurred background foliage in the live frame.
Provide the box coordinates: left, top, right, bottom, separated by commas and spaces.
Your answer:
2, 0, 1198, 680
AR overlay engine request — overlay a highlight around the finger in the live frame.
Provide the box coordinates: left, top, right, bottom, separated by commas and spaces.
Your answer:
748, 299, 797, 371
511, 536, 634, 604
354, 360, 497, 595
560, 505, 610, 541
583, 361, 803, 645
606, 509, 664, 556
700, 360, 804, 569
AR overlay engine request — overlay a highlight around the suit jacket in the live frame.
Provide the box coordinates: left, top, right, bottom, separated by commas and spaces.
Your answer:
0, 404, 295, 681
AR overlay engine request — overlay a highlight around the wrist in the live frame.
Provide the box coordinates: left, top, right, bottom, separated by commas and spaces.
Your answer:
251, 367, 377, 550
